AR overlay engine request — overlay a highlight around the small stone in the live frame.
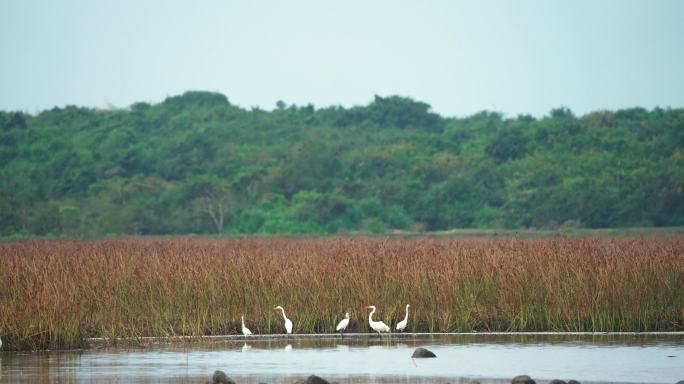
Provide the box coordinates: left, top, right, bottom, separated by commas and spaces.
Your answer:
549, 380, 566, 384
567, 381, 581, 384
411, 347, 437, 358
511, 375, 536, 384
212, 370, 235, 384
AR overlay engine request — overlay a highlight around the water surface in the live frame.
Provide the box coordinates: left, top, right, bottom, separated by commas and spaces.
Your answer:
1, 334, 683, 383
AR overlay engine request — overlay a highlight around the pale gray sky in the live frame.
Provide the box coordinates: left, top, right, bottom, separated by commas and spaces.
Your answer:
1, 0, 682, 117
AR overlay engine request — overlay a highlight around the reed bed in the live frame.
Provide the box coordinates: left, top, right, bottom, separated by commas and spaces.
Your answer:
0, 236, 682, 350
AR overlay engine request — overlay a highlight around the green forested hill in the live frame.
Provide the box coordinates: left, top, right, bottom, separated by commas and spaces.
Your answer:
1, 91, 683, 236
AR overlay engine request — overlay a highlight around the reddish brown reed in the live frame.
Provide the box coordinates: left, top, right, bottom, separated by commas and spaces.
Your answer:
0, 236, 682, 350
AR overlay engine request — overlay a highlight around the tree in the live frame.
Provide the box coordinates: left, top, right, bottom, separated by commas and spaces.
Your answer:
194, 188, 232, 233
366, 95, 444, 132
271, 140, 341, 197
59, 204, 82, 235
486, 127, 528, 163
186, 176, 235, 234
1, 91, 683, 237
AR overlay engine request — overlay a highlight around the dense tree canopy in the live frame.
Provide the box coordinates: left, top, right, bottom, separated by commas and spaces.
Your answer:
1, 91, 682, 236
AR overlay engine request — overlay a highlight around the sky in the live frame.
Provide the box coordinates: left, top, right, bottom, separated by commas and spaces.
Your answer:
0, 0, 682, 117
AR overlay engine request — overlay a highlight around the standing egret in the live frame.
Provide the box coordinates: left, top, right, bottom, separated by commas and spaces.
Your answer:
274, 306, 293, 335
241, 315, 252, 336
336, 312, 350, 335
396, 304, 410, 332
366, 305, 390, 336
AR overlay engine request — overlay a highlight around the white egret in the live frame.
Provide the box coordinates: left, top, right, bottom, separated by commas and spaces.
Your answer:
366, 305, 390, 336
335, 312, 350, 335
274, 305, 293, 334
241, 315, 252, 336
396, 304, 410, 332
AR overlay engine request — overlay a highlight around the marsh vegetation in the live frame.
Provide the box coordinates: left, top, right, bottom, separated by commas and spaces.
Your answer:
0, 235, 682, 351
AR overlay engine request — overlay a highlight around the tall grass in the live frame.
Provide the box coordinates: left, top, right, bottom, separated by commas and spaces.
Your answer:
0, 236, 682, 350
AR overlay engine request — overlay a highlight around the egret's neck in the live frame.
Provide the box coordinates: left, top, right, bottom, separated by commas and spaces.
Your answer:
368, 308, 376, 322
279, 308, 288, 320
403, 306, 409, 321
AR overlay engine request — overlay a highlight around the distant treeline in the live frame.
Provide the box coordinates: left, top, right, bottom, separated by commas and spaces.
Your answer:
1, 91, 683, 236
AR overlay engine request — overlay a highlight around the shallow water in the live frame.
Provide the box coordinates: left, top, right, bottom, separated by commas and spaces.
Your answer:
1, 334, 683, 383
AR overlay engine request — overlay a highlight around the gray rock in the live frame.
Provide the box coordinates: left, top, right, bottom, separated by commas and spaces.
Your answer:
294, 375, 330, 384
307, 375, 330, 384
411, 347, 437, 358
511, 375, 536, 384
568, 381, 581, 384
676, 381, 684, 384
466, 381, 481, 384
212, 370, 235, 384
549, 381, 567, 384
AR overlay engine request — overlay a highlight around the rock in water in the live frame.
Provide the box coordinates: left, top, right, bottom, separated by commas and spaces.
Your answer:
511, 375, 536, 384
306, 375, 330, 384
549, 380, 567, 384
411, 347, 437, 358
212, 370, 236, 384
567, 381, 581, 384
294, 375, 330, 384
